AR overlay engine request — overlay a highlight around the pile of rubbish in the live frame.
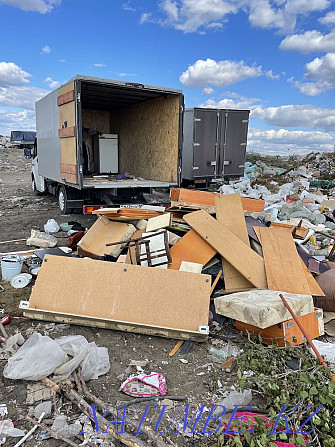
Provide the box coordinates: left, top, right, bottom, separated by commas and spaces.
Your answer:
1, 178, 335, 445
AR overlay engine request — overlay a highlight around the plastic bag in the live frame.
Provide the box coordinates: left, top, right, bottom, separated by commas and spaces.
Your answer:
81, 343, 110, 381
54, 335, 89, 376
215, 389, 252, 413
0, 420, 25, 437
44, 219, 60, 234
26, 230, 57, 248
3, 333, 68, 380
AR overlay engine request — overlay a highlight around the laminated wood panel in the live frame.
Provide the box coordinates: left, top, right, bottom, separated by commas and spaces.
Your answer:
258, 227, 311, 295
184, 210, 267, 289
57, 90, 75, 106
58, 126, 76, 138
110, 95, 180, 183
170, 188, 265, 212
168, 229, 216, 270
29, 255, 211, 334
215, 194, 253, 292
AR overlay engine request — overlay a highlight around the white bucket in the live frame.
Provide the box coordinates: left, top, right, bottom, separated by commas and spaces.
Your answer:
1, 255, 24, 281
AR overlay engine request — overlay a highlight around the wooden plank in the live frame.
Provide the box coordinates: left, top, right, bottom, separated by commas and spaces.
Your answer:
179, 261, 203, 273
125, 229, 144, 264
258, 227, 311, 295
28, 255, 211, 335
215, 194, 253, 292
271, 222, 309, 239
168, 229, 216, 270
146, 213, 172, 232
61, 172, 77, 184
170, 188, 265, 212
22, 308, 207, 342
60, 163, 77, 175
300, 258, 325, 297
184, 210, 267, 288
58, 126, 76, 138
57, 90, 75, 106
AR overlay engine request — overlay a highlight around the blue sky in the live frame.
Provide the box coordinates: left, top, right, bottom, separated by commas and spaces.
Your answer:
1, 0, 335, 155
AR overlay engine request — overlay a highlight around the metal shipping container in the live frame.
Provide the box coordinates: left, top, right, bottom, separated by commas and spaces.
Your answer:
182, 108, 250, 183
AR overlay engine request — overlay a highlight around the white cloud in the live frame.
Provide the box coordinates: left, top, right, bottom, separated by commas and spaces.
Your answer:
0, 85, 48, 109
158, 0, 330, 33
180, 58, 263, 88
117, 72, 137, 77
94, 63, 106, 67
122, 1, 136, 12
44, 77, 60, 88
319, 10, 335, 26
0, 62, 31, 86
248, 127, 335, 155
140, 12, 153, 23
0, 0, 60, 13
280, 30, 335, 53
200, 93, 261, 109
292, 79, 332, 95
266, 69, 280, 80
0, 109, 36, 135
252, 103, 335, 131
59, 59, 66, 63
41, 45, 51, 54
202, 87, 214, 95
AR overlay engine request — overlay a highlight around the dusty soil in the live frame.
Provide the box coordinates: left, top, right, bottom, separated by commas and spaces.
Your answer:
0, 148, 241, 446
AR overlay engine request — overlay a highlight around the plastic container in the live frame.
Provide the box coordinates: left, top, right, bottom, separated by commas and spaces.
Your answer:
1, 255, 23, 281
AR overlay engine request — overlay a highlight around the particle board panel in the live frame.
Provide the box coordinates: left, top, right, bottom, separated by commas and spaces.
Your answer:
146, 213, 172, 232
184, 210, 267, 289
170, 188, 265, 212
168, 229, 216, 270
28, 255, 211, 334
59, 101, 76, 128
82, 109, 110, 134
179, 261, 203, 273
258, 227, 311, 295
57, 90, 75, 106
58, 126, 76, 138
60, 163, 77, 175
60, 137, 77, 166
58, 81, 75, 96
109, 95, 180, 183
300, 258, 325, 297
215, 194, 253, 292
61, 172, 77, 184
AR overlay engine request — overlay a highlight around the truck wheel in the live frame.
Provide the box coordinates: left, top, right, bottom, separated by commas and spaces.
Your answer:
58, 186, 73, 214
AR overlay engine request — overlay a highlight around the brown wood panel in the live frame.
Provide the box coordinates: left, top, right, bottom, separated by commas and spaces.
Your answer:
168, 229, 216, 270
258, 227, 311, 295
184, 210, 267, 288
125, 229, 145, 264
300, 258, 325, 297
61, 172, 77, 184
236, 308, 323, 347
57, 90, 75, 106
59, 126, 76, 138
29, 255, 211, 333
215, 194, 253, 292
170, 188, 265, 212
60, 163, 77, 175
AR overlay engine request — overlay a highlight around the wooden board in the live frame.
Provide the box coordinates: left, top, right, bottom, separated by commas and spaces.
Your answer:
236, 308, 324, 347
170, 188, 265, 212
215, 194, 253, 292
168, 229, 216, 270
57, 90, 74, 106
258, 227, 311, 295
125, 229, 145, 264
58, 127, 76, 138
300, 258, 325, 297
146, 213, 172, 232
270, 222, 309, 239
179, 261, 203, 273
184, 210, 267, 288
28, 255, 211, 336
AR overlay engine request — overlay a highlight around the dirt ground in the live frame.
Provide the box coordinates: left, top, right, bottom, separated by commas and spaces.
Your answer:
0, 148, 241, 446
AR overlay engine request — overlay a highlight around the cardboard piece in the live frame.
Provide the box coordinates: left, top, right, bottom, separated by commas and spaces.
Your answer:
168, 229, 216, 270
146, 213, 172, 232
236, 308, 324, 346
215, 289, 314, 329
184, 210, 267, 289
258, 227, 311, 295
179, 261, 203, 273
27, 255, 211, 337
77, 216, 136, 259
215, 194, 252, 292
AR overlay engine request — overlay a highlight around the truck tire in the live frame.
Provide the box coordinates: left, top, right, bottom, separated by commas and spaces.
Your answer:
58, 186, 73, 214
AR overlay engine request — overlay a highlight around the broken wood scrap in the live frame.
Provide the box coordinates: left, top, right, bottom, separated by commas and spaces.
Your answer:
125, 229, 144, 264
258, 227, 311, 295
215, 194, 253, 292
146, 213, 172, 232
92, 208, 165, 221
299, 258, 325, 297
210, 269, 223, 295
168, 228, 216, 270
184, 210, 267, 289
270, 221, 309, 239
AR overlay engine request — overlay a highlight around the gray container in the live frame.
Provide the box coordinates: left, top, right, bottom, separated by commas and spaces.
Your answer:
182, 108, 249, 182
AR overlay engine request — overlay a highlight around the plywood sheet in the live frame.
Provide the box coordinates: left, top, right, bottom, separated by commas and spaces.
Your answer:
170, 188, 265, 212
57, 90, 74, 106
29, 255, 211, 333
215, 194, 252, 292
184, 210, 267, 289
258, 227, 311, 295
110, 95, 180, 183
59, 101, 76, 128
60, 137, 77, 166
179, 261, 203, 273
58, 81, 75, 96
300, 258, 325, 297
168, 229, 216, 270
82, 109, 110, 134
77, 216, 136, 258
